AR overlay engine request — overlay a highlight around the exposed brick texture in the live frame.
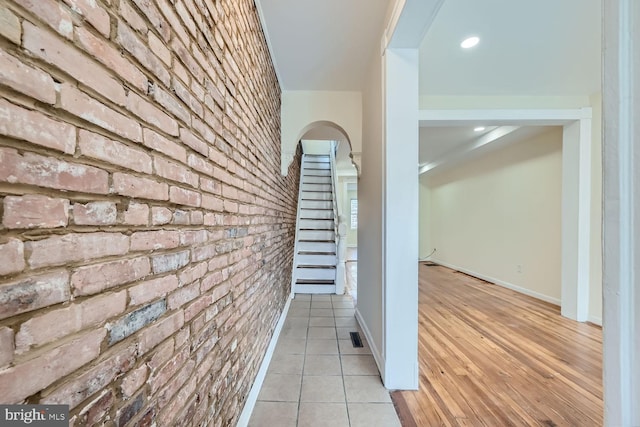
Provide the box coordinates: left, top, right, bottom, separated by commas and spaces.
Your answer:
0, 1, 300, 425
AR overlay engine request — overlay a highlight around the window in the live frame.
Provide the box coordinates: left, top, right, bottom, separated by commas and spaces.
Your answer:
350, 199, 358, 229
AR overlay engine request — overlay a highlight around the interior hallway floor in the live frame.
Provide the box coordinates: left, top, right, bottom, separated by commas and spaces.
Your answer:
248, 293, 401, 427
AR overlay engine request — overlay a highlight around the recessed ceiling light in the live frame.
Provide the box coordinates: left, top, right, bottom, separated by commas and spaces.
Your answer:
461, 36, 480, 49
474, 126, 486, 132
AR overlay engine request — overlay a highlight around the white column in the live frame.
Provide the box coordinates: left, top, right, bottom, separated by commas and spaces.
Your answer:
561, 114, 592, 321
382, 48, 419, 390
603, 0, 640, 425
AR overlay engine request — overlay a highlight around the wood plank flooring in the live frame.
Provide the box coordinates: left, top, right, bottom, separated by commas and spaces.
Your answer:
391, 264, 603, 427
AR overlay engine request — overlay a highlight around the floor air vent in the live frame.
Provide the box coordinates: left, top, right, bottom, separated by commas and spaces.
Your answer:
422, 261, 438, 267
349, 331, 364, 348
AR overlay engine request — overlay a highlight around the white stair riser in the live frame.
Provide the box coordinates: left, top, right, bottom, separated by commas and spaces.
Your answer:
299, 230, 334, 241
302, 191, 332, 200
296, 267, 336, 281
299, 219, 334, 230
297, 254, 337, 266
303, 169, 331, 177
295, 284, 336, 294
301, 184, 332, 192
298, 241, 335, 253
301, 200, 332, 209
303, 163, 331, 170
303, 176, 332, 184
304, 156, 330, 162
300, 209, 333, 220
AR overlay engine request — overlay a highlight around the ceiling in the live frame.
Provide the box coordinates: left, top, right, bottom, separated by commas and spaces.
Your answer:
255, 0, 389, 91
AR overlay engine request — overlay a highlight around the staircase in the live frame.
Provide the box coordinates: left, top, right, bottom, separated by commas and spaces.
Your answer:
292, 154, 338, 294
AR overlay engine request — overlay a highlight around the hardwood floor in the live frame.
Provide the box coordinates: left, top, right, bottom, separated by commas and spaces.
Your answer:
391, 264, 603, 427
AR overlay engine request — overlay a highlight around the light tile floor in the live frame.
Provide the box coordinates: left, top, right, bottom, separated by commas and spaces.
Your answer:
249, 294, 401, 427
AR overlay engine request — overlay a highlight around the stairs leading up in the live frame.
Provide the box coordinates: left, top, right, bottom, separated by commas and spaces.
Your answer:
293, 154, 337, 294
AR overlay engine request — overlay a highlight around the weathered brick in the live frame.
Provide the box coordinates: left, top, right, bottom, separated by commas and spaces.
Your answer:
154, 156, 199, 187
121, 364, 148, 398
147, 339, 174, 372
187, 153, 213, 176
0, 326, 14, 368
179, 230, 208, 246
46, 360, 129, 415
149, 31, 171, 65
184, 294, 212, 322
117, 392, 144, 427
0, 328, 105, 403
128, 275, 179, 306
16, 290, 126, 352
137, 310, 184, 354
20, 0, 73, 39
79, 130, 152, 174
202, 194, 224, 211
0, 270, 70, 320
112, 172, 169, 200
23, 23, 126, 106
200, 177, 221, 195
0, 238, 25, 276
73, 201, 117, 225
0, 51, 56, 104
142, 128, 187, 163
153, 87, 192, 126
117, 20, 170, 86
170, 186, 201, 207
172, 209, 190, 225
156, 358, 195, 407
180, 128, 208, 156
109, 299, 167, 345
151, 250, 190, 274
127, 91, 179, 136
119, 0, 147, 32
149, 345, 188, 394
129, 0, 171, 41
173, 79, 204, 118
3, 195, 69, 229
0, 6, 21, 44
190, 211, 204, 225
152, 207, 173, 225
167, 282, 199, 310
178, 261, 207, 286
76, 25, 148, 91
76, 390, 114, 426
62, 0, 111, 37
72, 257, 150, 296
60, 83, 141, 142
131, 230, 180, 251
0, 148, 109, 194
123, 202, 150, 225
27, 233, 129, 269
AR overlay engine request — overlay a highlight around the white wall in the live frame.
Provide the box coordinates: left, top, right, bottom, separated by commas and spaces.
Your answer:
588, 92, 603, 324
281, 91, 362, 174
423, 128, 563, 304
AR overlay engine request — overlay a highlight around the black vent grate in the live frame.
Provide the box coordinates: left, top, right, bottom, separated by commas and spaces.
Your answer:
349, 331, 364, 348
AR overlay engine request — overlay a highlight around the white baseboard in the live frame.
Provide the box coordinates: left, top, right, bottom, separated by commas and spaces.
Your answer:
430, 258, 561, 306
588, 315, 602, 326
354, 307, 385, 383
236, 296, 292, 427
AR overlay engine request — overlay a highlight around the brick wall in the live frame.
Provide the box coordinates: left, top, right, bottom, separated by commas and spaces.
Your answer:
0, 0, 300, 425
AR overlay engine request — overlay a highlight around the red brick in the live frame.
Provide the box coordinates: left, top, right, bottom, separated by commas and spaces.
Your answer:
149, 31, 172, 65
0, 238, 25, 276
112, 172, 169, 200
147, 339, 174, 371
173, 79, 204, 118
208, 147, 228, 169
180, 128, 209, 157
179, 230, 208, 246
223, 200, 238, 213
187, 153, 214, 176
72, 257, 151, 296
129, 0, 171, 41
0, 148, 109, 194
123, 202, 150, 225
153, 87, 192, 126
3, 195, 69, 229
0, 6, 21, 45
172, 210, 190, 225
131, 230, 180, 251
26, 232, 129, 269
20, 0, 73, 39
79, 130, 152, 174
128, 275, 179, 306
156, 0, 190, 47
62, 0, 111, 37
73, 201, 117, 225
154, 156, 199, 187
143, 128, 187, 163
0, 326, 14, 368
76, 26, 148, 92
43, 344, 136, 409
149, 345, 189, 394
152, 207, 173, 225
200, 178, 221, 195
23, 23, 126, 106
0, 51, 56, 104
178, 261, 207, 286
117, 20, 170, 86
75, 389, 114, 426
0, 329, 105, 404
15, 290, 126, 352
137, 310, 184, 354
121, 364, 148, 398
184, 294, 212, 322
156, 359, 195, 408
170, 186, 201, 207
60, 83, 141, 142
190, 211, 204, 225
127, 91, 179, 136
167, 282, 199, 310
0, 270, 69, 321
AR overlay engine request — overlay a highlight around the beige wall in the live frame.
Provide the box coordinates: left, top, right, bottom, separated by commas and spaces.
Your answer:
423, 128, 563, 303
346, 189, 358, 246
